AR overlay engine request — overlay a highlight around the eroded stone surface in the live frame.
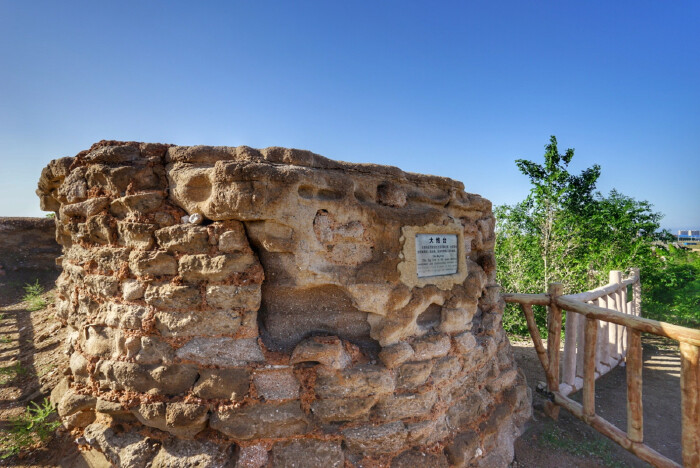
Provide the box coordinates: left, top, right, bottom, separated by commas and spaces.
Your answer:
37, 141, 530, 467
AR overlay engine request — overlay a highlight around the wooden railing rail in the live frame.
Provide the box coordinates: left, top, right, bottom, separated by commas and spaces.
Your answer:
503, 268, 699, 468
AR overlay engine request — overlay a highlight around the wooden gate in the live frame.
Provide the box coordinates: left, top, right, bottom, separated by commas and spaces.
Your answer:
503, 269, 700, 468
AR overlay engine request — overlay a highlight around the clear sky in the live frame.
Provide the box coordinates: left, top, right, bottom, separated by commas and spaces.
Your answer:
1, 1, 698, 232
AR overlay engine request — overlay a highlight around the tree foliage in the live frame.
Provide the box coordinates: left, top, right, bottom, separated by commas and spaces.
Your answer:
495, 136, 697, 335
643, 244, 700, 328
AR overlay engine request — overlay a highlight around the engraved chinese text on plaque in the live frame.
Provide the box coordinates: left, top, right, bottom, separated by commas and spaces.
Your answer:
415, 234, 458, 278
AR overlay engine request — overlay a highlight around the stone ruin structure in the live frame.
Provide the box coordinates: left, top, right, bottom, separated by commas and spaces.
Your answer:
37, 141, 531, 467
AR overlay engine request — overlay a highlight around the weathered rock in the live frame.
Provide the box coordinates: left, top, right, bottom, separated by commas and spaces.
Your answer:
206, 284, 261, 310
270, 439, 344, 468
446, 391, 488, 431
118, 222, 156, 249
440, 304, 476, 334
83, 274, 119, 297
411, 334, 451, 360
110, 192, 164, 217
97, 361, 198, 395
62, 410, 96, 429
94, 302, 148, 329
253, 368, 299, 400
179, 253, 257, 282
454, 331, 477, 354
289, 336, 351, 369
155, 225, 209, 253
57, 390, 97, 417
84, 423, 161, 468
50, 377, 70, 409
445, 429, 480, 467
129, 250, 177, 276
122, 279, 145, 301
155, 308, 241, 337
152, 439, 234, 468
193, 368, 250, 400
486, 368, 518, 393
132, 402, 208, 438
374, 391, 438, 421
57, 167, 87, 203
311, 396, 377, 423
210, 402, 309, 440
176, 337, 264, 366
431, 356, 462, 384
396, 360, 433, 390
235, 444, 268, 468
95, 398, 125, 414
391, 450, 449, 468
315, 365, 394, 398
145, 283, 201, 310
218, 224, 249, 253
379, 342, 415, 369
82, 325, 120, 358
342, 421, 407, 454
259, 285, 375, 353
61, 196, 110, 218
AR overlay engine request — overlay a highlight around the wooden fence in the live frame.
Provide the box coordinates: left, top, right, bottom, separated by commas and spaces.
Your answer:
559, 269, 641, 396
503, 269, 700, 468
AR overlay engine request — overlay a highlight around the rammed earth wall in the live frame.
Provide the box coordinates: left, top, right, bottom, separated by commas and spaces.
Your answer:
37, 141, 531, 468
0, 217, 61, 273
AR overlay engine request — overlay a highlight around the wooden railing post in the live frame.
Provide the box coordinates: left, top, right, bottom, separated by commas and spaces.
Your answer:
626, 329, 643, 443
680, 342, 699, 468
562, 310, 579, 395
599, 295, 609, 376
546, 282, 564, 419
583, 317, 598, 421
576, 312, 585, 390
610, 270, 625, 359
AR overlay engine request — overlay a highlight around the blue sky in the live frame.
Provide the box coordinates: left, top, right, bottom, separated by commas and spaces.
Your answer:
1, 1, 698, 231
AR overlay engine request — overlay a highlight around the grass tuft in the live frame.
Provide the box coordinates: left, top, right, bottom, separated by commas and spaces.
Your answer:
538, 423, 629, 468
0, 398, 60, 459
0, 363, 27, 385
22, 281, 48, 312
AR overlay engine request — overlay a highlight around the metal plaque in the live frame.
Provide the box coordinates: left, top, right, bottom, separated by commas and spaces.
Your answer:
415, 234, 458, 278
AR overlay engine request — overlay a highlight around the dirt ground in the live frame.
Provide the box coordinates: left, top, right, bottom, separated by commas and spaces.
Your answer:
511, 335, 682, 467
0, 268, 685, 467
0, 269, 86, 467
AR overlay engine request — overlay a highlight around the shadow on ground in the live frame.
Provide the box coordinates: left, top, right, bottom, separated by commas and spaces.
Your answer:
511, 335, 682, 468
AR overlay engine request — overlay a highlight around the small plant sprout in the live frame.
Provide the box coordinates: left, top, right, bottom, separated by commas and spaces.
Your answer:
0, 398, 60, 459
22, 280, 47, 312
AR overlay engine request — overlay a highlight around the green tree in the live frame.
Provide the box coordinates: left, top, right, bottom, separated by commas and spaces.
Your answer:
496, 136, 667, 335
643, 244, 700, 328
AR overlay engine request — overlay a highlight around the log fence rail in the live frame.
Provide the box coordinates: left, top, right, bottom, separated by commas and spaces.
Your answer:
503, 268, 700, 468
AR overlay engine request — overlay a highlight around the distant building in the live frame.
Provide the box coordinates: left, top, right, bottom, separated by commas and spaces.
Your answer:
677, 229, 700, 251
